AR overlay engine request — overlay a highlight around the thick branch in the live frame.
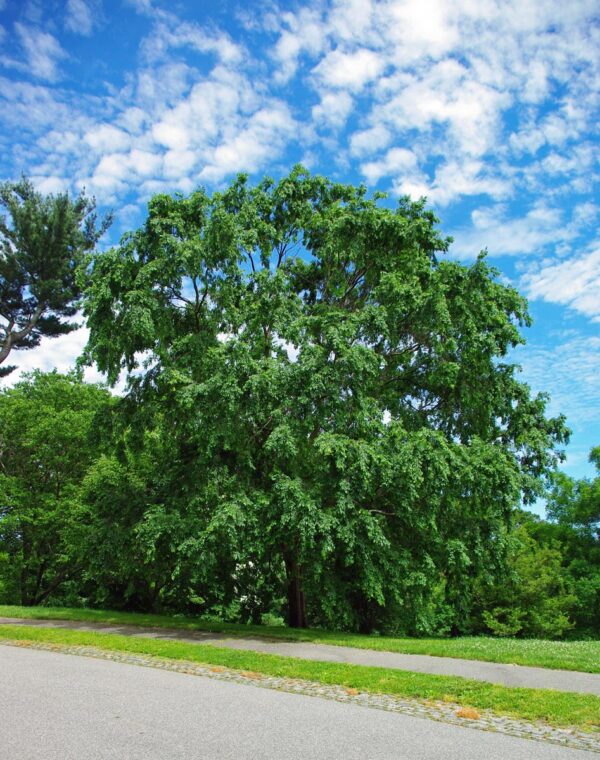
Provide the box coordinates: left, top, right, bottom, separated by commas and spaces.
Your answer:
0, 305, 44, 364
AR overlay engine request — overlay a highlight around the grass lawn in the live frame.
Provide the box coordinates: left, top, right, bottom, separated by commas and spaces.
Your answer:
1, 604, 599, 674
1, 624, 599, 731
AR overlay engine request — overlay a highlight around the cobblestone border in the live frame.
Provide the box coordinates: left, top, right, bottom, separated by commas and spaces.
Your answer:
2, 639, 599, 754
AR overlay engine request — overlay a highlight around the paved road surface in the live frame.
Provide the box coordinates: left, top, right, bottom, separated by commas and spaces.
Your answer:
1, 616, 598, 695
0, 646, 594, 760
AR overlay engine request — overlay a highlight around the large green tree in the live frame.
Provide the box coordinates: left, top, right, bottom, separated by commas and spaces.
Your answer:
0, 371, 111, 605
82, 168, 568, 630
0, 178, 111, 376
78, 415, 246, 615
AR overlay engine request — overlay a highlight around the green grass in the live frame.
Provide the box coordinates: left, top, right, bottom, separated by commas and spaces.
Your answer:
1, 604, 599, 673
1, 623, 598, 731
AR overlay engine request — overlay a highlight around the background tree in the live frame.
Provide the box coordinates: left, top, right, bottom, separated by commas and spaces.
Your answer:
0, 371, 111, 605
82, 167, 569, 630
473, 517, 576, 638
541, 449, 600, 634
0, 178, 112, 376
547, 447, 600, 539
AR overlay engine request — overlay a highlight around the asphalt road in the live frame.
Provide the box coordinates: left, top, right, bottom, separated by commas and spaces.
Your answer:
0, 646, 595, 760
2, 616, 599, 695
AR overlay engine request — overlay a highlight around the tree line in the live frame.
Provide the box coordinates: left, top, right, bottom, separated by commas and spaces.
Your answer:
0, 170, 597, 636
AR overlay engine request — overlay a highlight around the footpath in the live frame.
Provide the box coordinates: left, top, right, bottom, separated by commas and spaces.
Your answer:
1, 616, 599, 695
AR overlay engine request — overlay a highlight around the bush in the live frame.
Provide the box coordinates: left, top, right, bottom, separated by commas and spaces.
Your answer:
476, 525, 576, 639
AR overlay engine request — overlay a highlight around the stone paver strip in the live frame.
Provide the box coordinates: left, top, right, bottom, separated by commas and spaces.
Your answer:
1, 616, 600, 695
1, 638, 599, 754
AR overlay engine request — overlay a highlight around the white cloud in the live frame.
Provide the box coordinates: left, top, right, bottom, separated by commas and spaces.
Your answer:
125, 0, 153, 12
516, 334, 600, 428
522, 244, 600, 321
89, 148, 162, 194
84, 124, 131, 153
349, 124, 391, 157
152, 122, 190, 151
259, 0, 599, 218
199, 104, 296, 182
509, 103, 591, 155
385, 0, 458, 60
270, 7, 328, 83
371, 63, 509, 159
361, 147, 419, 184
0, 13, 299, 204
360, 147, 512, 208
451, 203, 579, 258
162, 149, 197, 179
141, 17, 243, 66
0, 326, 109, 389
65, 0, 101, 37
13, 23, 68, 81
312, 91, 353, 129
30, 175, 69, 194
414, 160, 512, 206
313, 48, 384, 91
117, 106, 148, 134
540, 144, 596, 177
50, 51, 298, 200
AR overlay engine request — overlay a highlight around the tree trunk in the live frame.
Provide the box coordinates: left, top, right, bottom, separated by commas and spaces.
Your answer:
285, 555, 307, 628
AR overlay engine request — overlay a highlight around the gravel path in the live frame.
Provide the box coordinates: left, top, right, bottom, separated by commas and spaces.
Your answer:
1, 616, 599, 695
1, 642, 598, 758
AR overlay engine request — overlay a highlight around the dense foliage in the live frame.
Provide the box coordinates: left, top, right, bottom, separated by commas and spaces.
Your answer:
0, 372, 111, 604
0, 170, 596, 638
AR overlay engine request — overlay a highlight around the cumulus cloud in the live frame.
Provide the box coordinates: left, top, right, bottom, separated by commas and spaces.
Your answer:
8, 23, 68, 81
140, 17, 243, 66
522, 245, 600, 321
451, 203, 580, 258
199, 103, 296, 182
84, 124, 131, 153
0, 9, 299, 206
349, 124, 391, 157
361, 147, 420, 185
413, 161, 513, 207
64, 0, 102, 36
313, 48, 384, 91
270, 7, 328, 83
0, 325, 106, 389
267, 0, 599, 217
312, 91, 353, 129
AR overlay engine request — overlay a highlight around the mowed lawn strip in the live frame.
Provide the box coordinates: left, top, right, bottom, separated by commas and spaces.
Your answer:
1, 604, 599, 674
1, 624, 599, 731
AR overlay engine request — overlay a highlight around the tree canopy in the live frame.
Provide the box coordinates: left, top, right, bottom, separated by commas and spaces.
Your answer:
0, 371, 111, 605
0, 178, 111, 377
79, 167, 569, 630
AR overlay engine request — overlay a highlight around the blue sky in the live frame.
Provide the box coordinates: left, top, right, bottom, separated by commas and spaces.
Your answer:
0, 0, 599, 486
